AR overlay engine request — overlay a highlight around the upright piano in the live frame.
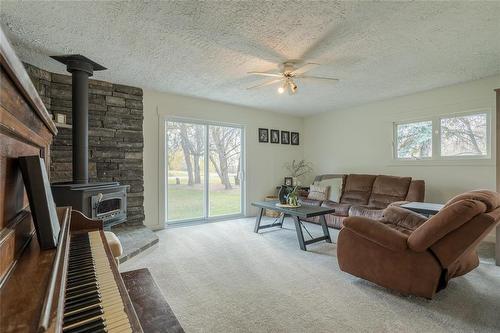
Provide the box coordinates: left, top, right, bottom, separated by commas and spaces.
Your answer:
0, 29, 143, 332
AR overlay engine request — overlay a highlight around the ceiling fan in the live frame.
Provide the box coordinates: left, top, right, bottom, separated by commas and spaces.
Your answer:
247, 61, 338, 95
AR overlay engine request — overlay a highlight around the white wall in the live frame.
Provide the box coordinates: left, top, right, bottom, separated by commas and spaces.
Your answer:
304, 75, 500, 204
143, 91, 303, 229
143, 75, 499, 230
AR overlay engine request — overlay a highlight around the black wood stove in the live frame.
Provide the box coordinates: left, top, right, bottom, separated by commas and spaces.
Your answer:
50, 55, 128, 229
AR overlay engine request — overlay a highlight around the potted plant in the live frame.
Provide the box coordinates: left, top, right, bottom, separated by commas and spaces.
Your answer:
286, 186, 299, 206
284, 159, 313, 186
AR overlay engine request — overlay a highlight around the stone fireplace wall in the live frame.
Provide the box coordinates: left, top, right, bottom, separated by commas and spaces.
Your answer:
25, 63, 145, 226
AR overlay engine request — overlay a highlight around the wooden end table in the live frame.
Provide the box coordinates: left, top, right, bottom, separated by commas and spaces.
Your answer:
252, 200, 334, 251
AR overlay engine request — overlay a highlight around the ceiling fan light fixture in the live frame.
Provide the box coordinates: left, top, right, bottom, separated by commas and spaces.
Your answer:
247, 61, 338, 95
288, 79, 298, 94
278, 81, 287, 94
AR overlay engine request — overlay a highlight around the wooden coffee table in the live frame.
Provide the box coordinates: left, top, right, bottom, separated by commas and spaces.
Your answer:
252, 200, 335, 251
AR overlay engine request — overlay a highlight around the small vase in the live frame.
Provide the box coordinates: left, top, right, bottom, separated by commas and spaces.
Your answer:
278, 185, 287, 204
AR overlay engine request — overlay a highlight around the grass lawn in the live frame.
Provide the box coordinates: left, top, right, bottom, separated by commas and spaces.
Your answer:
168, 171, 238, 185
167, 185, 241, 221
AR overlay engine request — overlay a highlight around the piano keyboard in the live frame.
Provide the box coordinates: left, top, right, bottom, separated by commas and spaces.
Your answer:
63, 231, 132, 333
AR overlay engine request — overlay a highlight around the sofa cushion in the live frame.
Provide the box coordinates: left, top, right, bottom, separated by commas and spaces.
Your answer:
340, 174, 376, 205
321, 200, 351, 216
381, 206, 427, 235
325, 214, 346, 229
343, 216, 409, 252
349, 205, 385, 220
308, 184, 330, 201
406, 180, 425, 202
368, 175, 412, 209
299, 197, 322, 206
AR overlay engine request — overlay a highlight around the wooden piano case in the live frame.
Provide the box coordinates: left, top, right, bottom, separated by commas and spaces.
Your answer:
0, 29, 144, 333
0, 27, 58, 331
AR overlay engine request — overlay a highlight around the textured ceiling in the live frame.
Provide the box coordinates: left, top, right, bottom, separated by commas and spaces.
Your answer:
1, 1, 500, 115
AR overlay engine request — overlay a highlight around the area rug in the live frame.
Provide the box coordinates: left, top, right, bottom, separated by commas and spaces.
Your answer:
120, 217, 500, 333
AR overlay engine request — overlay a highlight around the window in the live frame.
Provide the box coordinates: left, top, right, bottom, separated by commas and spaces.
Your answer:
395, 121, 432, 159
394, 110, 490, 160
440, 113, 488, 157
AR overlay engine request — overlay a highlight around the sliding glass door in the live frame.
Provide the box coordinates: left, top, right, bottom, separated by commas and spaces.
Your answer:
208, 124, 242, 217
166, 122, 206, 221
166, 119, 243, 223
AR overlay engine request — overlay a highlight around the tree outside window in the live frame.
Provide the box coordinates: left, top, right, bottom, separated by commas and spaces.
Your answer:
441, 113, 487, 157
396, 121, 432, 159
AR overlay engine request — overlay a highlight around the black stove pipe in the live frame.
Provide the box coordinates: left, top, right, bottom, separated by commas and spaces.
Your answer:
51, 55, 106, 184
70, 62, 91, 183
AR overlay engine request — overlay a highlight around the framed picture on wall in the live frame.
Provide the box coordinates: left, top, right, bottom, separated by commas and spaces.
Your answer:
258, 128, 269, 143
284, 177, 293, 186
291, 132, 299, 145
270, 129, 280, 143
281, 131, 290, 144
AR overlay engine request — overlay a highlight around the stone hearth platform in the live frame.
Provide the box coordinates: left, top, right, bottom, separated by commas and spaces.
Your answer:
111, 224, 159, 263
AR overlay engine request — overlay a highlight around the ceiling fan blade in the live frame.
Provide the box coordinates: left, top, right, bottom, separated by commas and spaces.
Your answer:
297, 75, 339, 82
246, 78, 283, 90
247, 71, 283, 78
291, 63, 320, 75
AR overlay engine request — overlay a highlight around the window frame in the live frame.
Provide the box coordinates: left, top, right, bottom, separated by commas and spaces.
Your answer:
393, 108, 492, 161
393, 119, 433, 161
438, 110, 491, 160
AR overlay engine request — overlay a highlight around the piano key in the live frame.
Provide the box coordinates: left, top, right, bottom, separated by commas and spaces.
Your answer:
63, 296, 100, 313
67, 273, 97, 285
67, 274, 96, 283
66, 281, 98, 292
68, 265, 95, 273
64, 307, 104, 326
65, 290, 100, 302
65, 296, 101, 313
68, 255, 93, 263
67, 272, 95, 281
62, 231, 137, 333
66, 285, 99, 299
64, 319, 105, 333
68, 258, 94, 265
63, 315, 104, 332
64, 303, 102, 317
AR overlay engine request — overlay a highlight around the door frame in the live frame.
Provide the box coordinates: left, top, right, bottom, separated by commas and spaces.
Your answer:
159, 115, 246, 228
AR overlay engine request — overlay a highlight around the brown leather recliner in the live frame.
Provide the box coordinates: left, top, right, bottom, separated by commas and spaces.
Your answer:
337, 190, 500, 299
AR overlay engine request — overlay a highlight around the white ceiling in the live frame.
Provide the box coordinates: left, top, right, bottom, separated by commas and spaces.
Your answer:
1, 1, 499, 116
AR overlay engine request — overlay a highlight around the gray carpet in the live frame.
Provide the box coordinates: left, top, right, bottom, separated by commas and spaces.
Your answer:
120, 217, 500, 333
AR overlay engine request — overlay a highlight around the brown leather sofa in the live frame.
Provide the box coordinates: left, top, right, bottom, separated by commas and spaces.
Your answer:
300, 174, 425, 229
337, 190, 500, 299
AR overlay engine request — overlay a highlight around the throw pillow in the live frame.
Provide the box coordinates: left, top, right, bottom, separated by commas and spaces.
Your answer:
308, 184, 330, 201
316, 177, 343, 202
